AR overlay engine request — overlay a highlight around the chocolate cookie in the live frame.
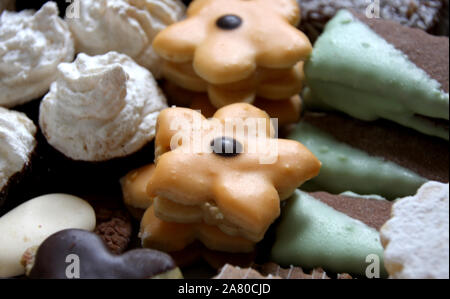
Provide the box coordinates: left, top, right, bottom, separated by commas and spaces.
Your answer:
298, 0, 445, 42
0, 108, 37, 211
84, 195, 133, 255
271, 190, 392, 277
94, 208, 132, 255
24, 229, 182, 279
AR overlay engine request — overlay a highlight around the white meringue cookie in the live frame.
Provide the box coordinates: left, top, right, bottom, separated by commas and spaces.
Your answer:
381, 181, 449, 279
0, 2, 75, 108
39, 51, 168, 162
0, 107, 37, 193
66, 0, 185, 78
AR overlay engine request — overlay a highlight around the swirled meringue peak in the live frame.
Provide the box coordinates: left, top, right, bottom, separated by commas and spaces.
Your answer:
0, 107, 37, 193
66, 0, 186, 78
0, 2, 74, 108
39, 52, 168, 162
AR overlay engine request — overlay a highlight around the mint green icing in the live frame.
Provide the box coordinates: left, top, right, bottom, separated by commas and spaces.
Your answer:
288, 122, 426, 200
271, 190, 387, 277
304, 9, 449, 140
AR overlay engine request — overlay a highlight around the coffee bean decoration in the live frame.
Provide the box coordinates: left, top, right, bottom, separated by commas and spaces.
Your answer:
211, 137, 243, 157
216, 14, 243, 30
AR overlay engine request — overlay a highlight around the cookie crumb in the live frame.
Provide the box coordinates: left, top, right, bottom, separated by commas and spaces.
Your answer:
94, 209, 132, 254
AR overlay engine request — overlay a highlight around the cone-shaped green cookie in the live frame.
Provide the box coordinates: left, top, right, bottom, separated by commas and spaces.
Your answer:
304, 10, 449, 140
271, 190, 390, 277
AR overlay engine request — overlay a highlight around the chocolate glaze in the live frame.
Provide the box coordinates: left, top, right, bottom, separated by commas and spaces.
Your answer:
352, 10, 449, 93
303, 111, 449, 183
310, 192, 393, 231
28, 229, 177, 279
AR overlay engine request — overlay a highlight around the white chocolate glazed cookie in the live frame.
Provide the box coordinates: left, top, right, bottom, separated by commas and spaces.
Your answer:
147, 104, 321, 242
0, 194, 95, 278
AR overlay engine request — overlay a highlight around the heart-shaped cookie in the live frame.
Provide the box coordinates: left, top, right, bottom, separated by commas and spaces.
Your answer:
25, 229, 182, 279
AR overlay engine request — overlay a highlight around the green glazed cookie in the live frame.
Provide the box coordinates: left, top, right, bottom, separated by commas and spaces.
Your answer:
304, 10, 449, 140
271, 190, 392, 277
287, 111, 448, 199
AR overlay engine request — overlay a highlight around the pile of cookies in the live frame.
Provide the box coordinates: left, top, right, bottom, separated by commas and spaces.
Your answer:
158, 0, 310, 126
0, 0, 449, 279
124, 103, 320, 254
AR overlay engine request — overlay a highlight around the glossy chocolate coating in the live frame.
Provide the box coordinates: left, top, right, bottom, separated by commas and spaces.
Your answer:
211, 137, 243, 157
216, 15, 242, 30
28, 229, 177, 279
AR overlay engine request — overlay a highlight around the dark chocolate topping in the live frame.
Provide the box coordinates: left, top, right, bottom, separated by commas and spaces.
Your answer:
211, 137, 243, 157
303, 112, 449, 183
28, 229, 177, 279
352, 10, 449, 93
216, 14, 242, 30
310, 192, 392, 231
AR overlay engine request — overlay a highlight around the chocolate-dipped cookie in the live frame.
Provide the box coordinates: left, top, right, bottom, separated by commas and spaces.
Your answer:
288, 111, 448, 199
271, 190, 392, 277
0, 194, 96, 278
24, 229, 182, 279
0, 107, 37, 210
304, 9, 449, 140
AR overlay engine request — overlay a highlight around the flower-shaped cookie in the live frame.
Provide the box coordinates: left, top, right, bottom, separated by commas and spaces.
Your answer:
163, 80, 303, 126
162, 61, 305, 107
121, 164, 156, 220
153, 0, 312, 84
141, 206, 255, 253
148, 103, 321, 242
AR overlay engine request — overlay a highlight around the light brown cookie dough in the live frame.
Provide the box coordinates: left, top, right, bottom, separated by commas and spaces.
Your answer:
148, 104, 321, 242
153, 0, 311, 107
